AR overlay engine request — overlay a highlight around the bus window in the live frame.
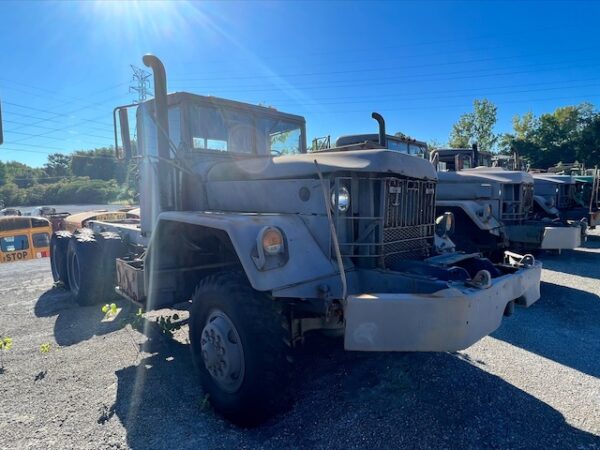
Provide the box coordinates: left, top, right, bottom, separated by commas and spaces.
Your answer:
1, 235, 29, 252
32, 232, 50, 248
32, 218, 50, 228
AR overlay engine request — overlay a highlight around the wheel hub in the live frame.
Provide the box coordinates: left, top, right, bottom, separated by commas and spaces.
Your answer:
201, 311, 244, 393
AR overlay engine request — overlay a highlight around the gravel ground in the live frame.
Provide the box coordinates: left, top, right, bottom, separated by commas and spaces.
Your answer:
0, 232, 599, 449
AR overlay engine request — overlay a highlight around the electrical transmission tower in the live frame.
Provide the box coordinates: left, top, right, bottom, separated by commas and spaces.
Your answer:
129, 65, 152, 103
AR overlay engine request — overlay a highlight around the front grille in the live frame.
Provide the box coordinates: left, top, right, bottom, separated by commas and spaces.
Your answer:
333, 176, 436, 268
558, 184, 575, 209
501, 183, 533, 222
382, 178, 435, 266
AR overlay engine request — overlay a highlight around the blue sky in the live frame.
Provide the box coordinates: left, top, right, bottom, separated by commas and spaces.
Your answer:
1, 0, 599, 167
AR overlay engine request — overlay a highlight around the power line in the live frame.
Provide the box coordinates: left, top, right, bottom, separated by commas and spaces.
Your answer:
270, 80, 600, 109
173, 44, 600, 83
172, 57, 600, 94
255, 77, 600, 106
3, 101, 113, 128
4, 110, 114, 136
1, 147, 118, 160
180, 23, 568, 65
4, 127, 111, 142
0, 78, 129, 112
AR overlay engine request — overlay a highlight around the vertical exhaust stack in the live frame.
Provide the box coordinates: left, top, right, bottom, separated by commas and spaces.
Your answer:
143, 54, 174, 212
371, 112, 387, 147
472, 143, 479, 167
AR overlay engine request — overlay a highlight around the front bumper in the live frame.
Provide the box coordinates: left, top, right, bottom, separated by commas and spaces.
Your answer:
505, 222, 582, 250
344, 260, 542, 352
540, 225, 582, 249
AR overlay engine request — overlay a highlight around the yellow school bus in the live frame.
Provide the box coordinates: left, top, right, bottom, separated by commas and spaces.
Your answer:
0, 216, 52, 263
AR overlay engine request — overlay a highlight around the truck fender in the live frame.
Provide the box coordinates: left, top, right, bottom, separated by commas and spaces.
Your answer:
153, 211, 339, 292
436, 200, 502, 233
533, 195, 559, 216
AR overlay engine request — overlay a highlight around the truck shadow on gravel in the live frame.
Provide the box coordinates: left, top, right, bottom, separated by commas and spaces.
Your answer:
539, 247, 600, 278
34, 288, 129, 346
111, 332, 599, 450
493, 281, 600, 379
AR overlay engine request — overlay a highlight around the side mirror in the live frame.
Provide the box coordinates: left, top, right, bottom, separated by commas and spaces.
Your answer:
0, 100, 4, 145
113, 105, 134, 159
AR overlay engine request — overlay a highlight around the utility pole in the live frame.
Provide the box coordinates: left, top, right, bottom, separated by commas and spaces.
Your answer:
129, 65, 151, 103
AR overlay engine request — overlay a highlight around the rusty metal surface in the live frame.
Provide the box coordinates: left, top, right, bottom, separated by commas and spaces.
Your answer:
116, 257, 145, 303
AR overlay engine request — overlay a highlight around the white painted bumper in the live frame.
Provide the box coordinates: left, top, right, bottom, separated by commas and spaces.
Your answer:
540, 226, 581, 249
344, 262, 542, 352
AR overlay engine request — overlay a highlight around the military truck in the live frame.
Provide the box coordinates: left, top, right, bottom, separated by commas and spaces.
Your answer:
327, 130, 582, 255
532, 171, 600, 228
1, 56, 543, 425
432, 149, 584, 254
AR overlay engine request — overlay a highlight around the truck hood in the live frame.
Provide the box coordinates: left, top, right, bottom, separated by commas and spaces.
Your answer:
532, 174, 574, 185
207, 149, 437, 182
437, 168, 534, 185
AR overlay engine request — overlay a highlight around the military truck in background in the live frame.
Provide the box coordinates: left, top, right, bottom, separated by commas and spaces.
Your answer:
327, 124, 582, 256
430, 148, 584, 255
532, 170, 600, 229
0, 56, 543, 425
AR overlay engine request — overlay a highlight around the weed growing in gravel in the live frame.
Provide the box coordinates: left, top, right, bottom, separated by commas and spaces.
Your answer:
36, 342, 52, 381
129, 307, 144, 330
0, 336, 13, 371
200, 394, 211, 411
102, 303, 119, 319
156, 314, 181, 336
39, 343, 51, 354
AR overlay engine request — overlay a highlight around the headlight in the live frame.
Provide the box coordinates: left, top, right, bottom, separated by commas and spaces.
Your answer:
261, 227, 284, 255
444, 211, 453, 231
435, 212, 455, 236
331, 186, 350, 212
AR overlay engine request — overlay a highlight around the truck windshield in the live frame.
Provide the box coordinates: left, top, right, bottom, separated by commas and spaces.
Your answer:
387, 140, 427, 158
189, 104, 303, 155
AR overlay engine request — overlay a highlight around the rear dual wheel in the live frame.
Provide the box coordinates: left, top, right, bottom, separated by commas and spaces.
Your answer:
50, 231, 72, 287
64, 230, 126, 306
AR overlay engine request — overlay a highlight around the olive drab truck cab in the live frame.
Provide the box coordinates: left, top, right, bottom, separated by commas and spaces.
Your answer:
532, 171, 600, 229
44, 55, 542, 426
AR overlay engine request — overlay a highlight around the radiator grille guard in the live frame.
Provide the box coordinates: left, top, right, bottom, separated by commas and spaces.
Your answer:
557, 184, 576, 209
333, 176, 436, 268
501, 183, 534, 222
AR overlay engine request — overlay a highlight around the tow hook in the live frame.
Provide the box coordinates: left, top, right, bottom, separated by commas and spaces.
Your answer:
504, 251, 535, 268
466, 270, 492, 289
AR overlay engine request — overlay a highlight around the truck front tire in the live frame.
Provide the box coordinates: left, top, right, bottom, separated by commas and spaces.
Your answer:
189, 272, 292, 426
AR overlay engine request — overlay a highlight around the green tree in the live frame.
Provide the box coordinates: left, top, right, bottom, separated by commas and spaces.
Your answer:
513, 112, 537, 140
0, 182, 24, 206
44, 153, 72, 179
70, 147, 126, 182
449, 99, 498, 152
0, 161, 7, 187
501, 103, 599, 168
